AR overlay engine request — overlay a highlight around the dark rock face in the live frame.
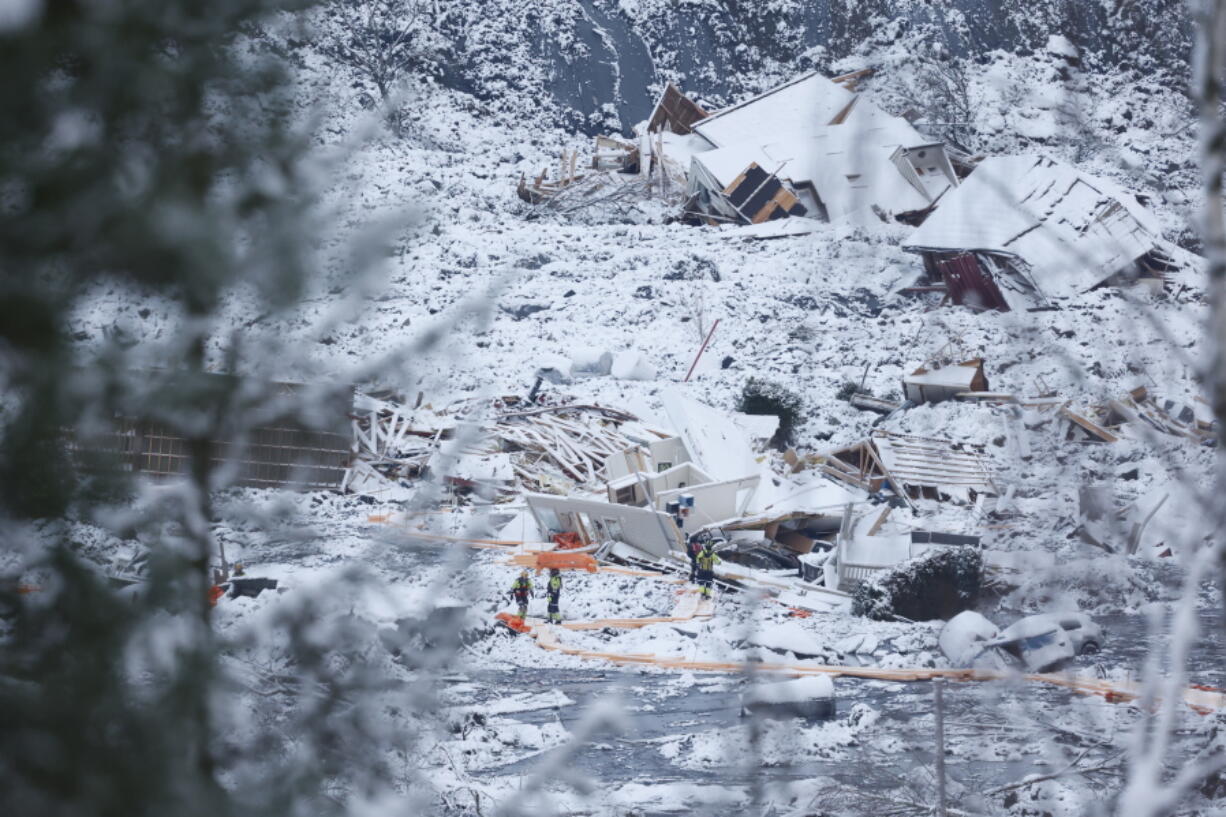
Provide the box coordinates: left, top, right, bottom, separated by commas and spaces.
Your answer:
433, 0, 1192, 136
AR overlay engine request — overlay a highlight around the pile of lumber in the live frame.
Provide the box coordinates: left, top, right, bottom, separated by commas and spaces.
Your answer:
351, 400, 441, 478
346, 394, 642, 500
1098, 386, 1216, 445
517, 149, 585, 204
490, 404, 638, 488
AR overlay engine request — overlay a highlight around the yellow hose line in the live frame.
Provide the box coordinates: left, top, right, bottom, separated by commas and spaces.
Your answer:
523, 620, 1225, 713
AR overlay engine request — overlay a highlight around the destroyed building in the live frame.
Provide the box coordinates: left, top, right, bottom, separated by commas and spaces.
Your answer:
646, 82, 711, 135
821, 430, 997, 505
680, 71, 960, 227
506, 390, 856, 574
517, 69, 964, 231
902, 155, 1180, 311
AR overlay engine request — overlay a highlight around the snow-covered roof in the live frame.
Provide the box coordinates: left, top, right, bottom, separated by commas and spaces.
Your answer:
794, 102, 946, 219
748, 478, 856, 519
692, 99, 945, 221
760, 104, 938, 219
903, 155, 1165, 298
692, 72, 857, 149
689, 143, 776, 190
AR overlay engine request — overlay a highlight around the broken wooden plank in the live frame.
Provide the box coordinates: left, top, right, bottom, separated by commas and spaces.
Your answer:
1060, 406, 1119, 443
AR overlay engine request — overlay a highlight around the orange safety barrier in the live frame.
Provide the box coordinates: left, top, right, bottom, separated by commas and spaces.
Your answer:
536, 551, 599, 572
208, 585, 226, 608
495, 612, 532, 634
507, 552, 599, 572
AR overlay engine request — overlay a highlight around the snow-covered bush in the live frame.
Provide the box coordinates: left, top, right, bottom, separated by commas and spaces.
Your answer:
737, 378, 804, 448
852, 547, 983, 622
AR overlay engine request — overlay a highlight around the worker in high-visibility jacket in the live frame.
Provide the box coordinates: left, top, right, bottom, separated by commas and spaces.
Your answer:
686, 531, 709, 583
695, 540, 722, 599
546, 568, 563, 624
510, 570, 534, 618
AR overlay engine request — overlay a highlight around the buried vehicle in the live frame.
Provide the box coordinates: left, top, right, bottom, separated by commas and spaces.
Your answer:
938, 610, 1005, 668
741, 675, 836, 720
1011, 612, 1104, 655
990, 613, 1105, 671
940, 610, 1105, 673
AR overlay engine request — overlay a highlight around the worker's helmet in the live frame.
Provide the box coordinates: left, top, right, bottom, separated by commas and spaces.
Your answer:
550, 568, 560, 576
519, 569, 529, 577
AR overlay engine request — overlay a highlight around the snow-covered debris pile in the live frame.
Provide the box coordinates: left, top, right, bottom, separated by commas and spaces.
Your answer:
345, 392, 654, 500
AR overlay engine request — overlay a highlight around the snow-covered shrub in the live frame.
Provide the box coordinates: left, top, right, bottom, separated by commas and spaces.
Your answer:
852, 547, 982, 622
737, 378, 804, 448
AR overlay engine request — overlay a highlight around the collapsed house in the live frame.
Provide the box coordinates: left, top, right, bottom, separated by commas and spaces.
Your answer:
680, 72, 960, 227
821, 430, 997, 504
515, 389, 855, 576
902, 155, 1180, 311
517, 69, 963, 231
348, 383, 1012, 616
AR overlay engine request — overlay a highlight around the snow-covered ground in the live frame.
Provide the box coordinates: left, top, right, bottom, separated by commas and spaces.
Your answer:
50, 35, 1226, 815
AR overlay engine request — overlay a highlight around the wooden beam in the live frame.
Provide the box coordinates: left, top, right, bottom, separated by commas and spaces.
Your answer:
866, 505, 892, 536
1059, 406, 1119, 443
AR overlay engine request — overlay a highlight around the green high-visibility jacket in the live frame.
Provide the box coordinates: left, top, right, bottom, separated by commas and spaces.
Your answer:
548, 576, 562, 593
696, 550, 721, 571
512, 577, 532, 594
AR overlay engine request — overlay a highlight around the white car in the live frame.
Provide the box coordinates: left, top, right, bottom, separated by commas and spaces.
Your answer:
989, 613, 1105, 672
940, 611, 1104, 673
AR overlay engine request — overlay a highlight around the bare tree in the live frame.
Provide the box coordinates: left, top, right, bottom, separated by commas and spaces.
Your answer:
893, 38, 977, 153
314, 0, 440, 117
